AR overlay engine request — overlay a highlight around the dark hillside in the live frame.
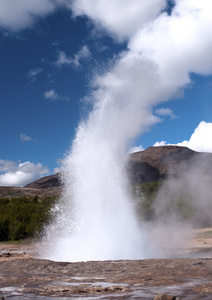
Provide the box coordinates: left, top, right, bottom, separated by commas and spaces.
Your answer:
128, 145, 212, 183
24, 173, 62, 189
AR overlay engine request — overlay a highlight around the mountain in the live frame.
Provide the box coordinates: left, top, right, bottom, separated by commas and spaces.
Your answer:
128, 145, 212, 183
0, 173, 62, 199
1, 145, 212, 198
24, 173, 62, 189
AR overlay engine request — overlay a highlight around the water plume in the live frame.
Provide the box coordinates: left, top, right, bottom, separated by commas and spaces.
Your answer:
41, 81, 150, 262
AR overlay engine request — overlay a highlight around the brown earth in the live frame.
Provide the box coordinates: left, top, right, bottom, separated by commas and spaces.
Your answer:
1, 229, 212, 299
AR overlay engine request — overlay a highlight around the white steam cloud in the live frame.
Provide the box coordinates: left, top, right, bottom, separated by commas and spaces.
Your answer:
145, 152, 212, 258
128, 145, 144, 154
39, 1, 212, 261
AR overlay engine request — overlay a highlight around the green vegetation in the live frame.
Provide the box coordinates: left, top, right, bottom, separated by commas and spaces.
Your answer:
0, 196, 57, 241
132, 181, 162, 221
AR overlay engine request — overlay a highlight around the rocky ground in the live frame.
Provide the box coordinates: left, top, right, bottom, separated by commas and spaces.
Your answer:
0, 229, 212, 299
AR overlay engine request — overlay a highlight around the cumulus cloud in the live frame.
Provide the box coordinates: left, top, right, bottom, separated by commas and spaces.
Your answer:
0, 159, 16, 173
0, 160, 49, 187
55, 45, 91, 68
153, 140, 167, 147
71, 0, 166, 41
153, 121, 212, 153
129, 0, 212, 88
154, 107, 177, 119
177, 121, 212, 152
20, 133, 35, 142
0, 0, 167, 37
0, 0, 59, 31
43, 89, 69, 101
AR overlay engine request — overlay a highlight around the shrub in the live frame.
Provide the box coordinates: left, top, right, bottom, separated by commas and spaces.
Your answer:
0, 196, 57, 241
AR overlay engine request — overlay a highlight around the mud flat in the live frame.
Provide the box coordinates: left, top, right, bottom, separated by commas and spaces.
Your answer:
0, 229, 212, 299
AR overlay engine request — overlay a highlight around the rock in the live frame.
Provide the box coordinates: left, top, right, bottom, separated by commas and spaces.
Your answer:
0, 255, 212, 299
154, 294, 179, 300
0, 250, 11, 257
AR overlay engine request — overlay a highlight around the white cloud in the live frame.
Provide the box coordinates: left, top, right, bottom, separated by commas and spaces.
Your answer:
44, 89, 59, 100
129, 0, 212, 88
154, 108, 177, 119
28, 67, 42, 83
0, 0, 166, 37
0, 160, 49, 187
43, 89, 69, 101
77, 45, 91, 59
71, 0, 166, 41
153, 121, 212, 153
0, 159, 16, 173
55, 51, 72, 67
153, 141, 167, 147
20, 133, 35, 142
55, 45, 91, 68
128, 145, 144, 153
0, 0, 59, 31
177, 121, 212, 153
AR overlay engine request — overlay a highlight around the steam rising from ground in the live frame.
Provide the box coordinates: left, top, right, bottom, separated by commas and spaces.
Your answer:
144, 154, 212, 258
41, 1, 212, 261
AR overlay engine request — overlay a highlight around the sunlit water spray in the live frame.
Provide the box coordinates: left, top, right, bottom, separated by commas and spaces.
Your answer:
41, 92, 147, 262
40, 53, 185, 262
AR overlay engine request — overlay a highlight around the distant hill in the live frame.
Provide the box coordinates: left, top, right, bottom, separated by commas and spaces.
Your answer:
24, 173, 62, 189
128, 145, 212, 183
0, 173, 62, 199
1, 145, 212, 198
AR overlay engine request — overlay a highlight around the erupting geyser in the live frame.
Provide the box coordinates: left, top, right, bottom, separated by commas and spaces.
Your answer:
40, 0, 212, 262
41, 96, 146, 262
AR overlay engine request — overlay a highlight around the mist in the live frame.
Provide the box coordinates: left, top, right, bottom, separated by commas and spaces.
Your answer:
140, 152, 212, 258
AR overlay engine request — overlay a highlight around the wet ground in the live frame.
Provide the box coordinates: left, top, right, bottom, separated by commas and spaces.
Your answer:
0, 229, 212, 299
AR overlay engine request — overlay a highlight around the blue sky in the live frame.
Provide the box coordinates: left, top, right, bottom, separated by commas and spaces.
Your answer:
0, 0, 212, 186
